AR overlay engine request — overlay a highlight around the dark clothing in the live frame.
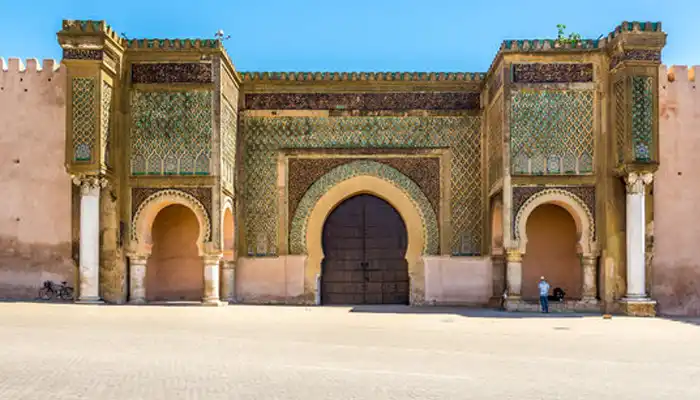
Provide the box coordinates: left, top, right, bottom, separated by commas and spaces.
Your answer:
539, 295, 549, 313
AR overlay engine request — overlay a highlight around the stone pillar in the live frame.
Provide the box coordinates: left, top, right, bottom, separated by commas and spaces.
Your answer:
220, 260, 236, 303
489, 254, 506, 306
74, 176, 105, 303
203, 253, 224, 306
505, 249, 522, 298
581, 254, 598, 302
128, 254, 148, 304
621, 172, 656, 316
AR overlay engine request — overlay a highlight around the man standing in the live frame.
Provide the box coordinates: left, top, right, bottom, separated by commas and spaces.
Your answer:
538, 276, 551, 313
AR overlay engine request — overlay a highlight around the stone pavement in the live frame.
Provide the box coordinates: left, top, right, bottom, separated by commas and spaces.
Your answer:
0, 303, 699, 399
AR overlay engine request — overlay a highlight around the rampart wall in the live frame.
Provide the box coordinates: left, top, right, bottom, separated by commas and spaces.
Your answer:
0, 58, 74, 299
653, 65, 700, 316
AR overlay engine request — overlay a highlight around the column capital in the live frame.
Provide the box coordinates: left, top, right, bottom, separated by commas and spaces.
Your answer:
127, 253, 149, 264
71, 174, 109, 194
221, 260, 236, 270
506, 249, 522, 263
203, 253, 223, 265
625, 172, 653, 194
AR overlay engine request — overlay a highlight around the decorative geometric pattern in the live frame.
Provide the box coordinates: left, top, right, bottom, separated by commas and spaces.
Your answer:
131, 63, 213, 84
101, 82, 112, 167
244, 92, 480, 110
288, 157, 441, 225
63, 49, 103, 60
131, 187, 212, 223
614, 79, 627, 164
512, 63, 594, 83
610, 49, 661, 70
487, 100, 503, 188
510, 90, 594, 175
221, 101, 237, 191
289, 160, 439, 256
241, 116, 482, 256
512, 186, 595, 242
130, 90, 212, 175
631, 76, 654, 161
130, 189, 212, 243
71, 77, 96, 162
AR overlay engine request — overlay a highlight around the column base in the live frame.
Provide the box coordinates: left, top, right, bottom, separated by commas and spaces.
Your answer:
128, 299, 147, 305
504, 296, 522, 311
620, 297, 657, 317
76, 297, 104, 305
201, 299, 227, 307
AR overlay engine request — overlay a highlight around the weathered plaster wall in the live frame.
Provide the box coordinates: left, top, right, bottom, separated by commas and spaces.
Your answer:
235, 256, 306, 304
653, 65, 700, 316
423, 256, 492, 305
0, 58, 74, 299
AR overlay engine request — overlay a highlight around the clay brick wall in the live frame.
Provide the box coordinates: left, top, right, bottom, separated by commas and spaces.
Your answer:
653, 65, 700, 316
0, 58, 74, 299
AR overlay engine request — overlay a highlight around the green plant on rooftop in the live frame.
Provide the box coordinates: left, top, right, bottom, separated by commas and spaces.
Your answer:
556, 24, 582, 46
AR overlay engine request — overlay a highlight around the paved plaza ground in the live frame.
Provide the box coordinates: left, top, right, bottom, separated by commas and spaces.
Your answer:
0, 303, 698, 399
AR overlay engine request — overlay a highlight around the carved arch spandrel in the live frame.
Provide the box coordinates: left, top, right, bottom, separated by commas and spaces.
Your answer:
131, 189, 212, 256
289, 160, 439, 256
514, 188, 595, 255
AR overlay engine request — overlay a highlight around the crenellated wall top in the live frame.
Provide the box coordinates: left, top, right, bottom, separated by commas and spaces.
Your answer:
663, 65, 698, 82
0, 57, 62, 74
239, 71, 485, 82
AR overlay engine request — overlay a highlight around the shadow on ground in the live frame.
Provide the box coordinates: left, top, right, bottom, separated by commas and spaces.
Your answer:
347, 305, 598, 319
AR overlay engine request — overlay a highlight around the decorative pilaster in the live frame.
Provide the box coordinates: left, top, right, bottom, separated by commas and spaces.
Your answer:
128, 254, 148, 304
220, 260, 236, 303
72, 174, 108, 303
202, 253, 224, 306
621, 172, 656, 316
581, 254, 598, 302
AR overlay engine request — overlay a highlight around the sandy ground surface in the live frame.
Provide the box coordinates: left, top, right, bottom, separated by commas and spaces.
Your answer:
0, 303, 698, 399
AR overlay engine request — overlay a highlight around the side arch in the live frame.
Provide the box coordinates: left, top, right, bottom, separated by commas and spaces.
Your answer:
289, 160, 439, 256
131, 189, 212, 256
514, 188, 595, 255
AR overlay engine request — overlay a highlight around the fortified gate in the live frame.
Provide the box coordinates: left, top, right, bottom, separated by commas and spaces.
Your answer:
55, 20, 666, 315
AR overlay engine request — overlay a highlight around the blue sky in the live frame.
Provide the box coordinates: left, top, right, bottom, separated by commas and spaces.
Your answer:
0, 0, 697, 71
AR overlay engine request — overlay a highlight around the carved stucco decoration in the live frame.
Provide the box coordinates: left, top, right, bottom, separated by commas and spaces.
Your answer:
513, 187, 596, 255
130, 189, 212, 252
289, 160, 439, 256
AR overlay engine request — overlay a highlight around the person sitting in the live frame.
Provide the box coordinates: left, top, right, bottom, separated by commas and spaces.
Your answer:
549, 287, 566, 302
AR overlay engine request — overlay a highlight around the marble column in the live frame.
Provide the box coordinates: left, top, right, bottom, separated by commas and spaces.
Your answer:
505, 249, 523, 299
73, 176, 105, 303
581, 254, 598, 302
624, 172, 653, 300
220, 260, 236, 303
203, 253, 223, 306
128, 255, 148, 304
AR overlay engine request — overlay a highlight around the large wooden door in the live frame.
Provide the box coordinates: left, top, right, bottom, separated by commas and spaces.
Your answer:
321, 195, 409, 305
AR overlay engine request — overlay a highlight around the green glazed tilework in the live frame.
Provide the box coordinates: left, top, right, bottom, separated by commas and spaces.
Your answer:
130, 90, 212, 175
241, 116, 482, 256
72, 77, 96, 162
631, 76, 654, 161
289, 160, 439, 255
510, 90, 594, 175
221, 102, 237, 190
101, 82, 112, 167
614, 80, 626, 164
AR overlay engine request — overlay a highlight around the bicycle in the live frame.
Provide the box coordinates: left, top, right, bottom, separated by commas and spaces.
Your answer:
37, 280, 74, 301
